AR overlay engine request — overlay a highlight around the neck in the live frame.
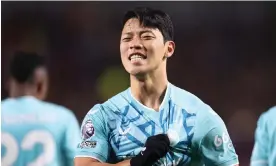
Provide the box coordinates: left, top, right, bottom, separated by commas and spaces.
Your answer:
130, 68, 168, 111
9, 84, 36, 98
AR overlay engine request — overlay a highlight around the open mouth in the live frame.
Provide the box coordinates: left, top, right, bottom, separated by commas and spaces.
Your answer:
128, 53, 147, 61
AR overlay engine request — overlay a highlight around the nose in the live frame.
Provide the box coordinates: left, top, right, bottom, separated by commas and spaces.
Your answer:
129, 38, 143, 50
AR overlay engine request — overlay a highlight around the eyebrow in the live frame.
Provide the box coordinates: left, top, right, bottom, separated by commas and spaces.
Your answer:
122, 30, 154, 36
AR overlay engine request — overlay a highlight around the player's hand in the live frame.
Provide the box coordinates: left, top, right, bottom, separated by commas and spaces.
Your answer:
130, 134, 170, 166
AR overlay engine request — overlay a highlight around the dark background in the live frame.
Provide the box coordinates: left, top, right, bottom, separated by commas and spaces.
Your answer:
2, 2, 276, 165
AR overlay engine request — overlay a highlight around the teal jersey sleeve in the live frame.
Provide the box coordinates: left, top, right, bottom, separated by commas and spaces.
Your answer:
63, 111, 81, 166
192, 107, 239, 166
250, 113, 269, 166
75, 104, 111, 162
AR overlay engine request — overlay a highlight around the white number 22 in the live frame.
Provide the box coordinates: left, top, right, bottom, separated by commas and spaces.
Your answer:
1, 130, 56, 166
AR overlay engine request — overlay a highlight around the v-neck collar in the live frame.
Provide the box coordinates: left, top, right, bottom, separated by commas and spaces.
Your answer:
127, 82, 172, 126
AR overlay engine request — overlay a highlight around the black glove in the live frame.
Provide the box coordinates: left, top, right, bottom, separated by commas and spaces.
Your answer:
130, 134, 170, 166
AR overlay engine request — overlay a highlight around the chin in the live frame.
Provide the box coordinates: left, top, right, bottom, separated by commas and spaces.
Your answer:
129, 68, 149, 77
124, 64, 151, 76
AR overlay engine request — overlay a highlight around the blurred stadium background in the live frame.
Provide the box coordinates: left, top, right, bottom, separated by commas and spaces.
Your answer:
1, 1, 276, 165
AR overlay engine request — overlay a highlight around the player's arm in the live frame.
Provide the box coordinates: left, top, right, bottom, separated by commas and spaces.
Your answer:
193, 108, 239, 166
250, 113, 269, 166
74, 105, 130, 166
75, 133, 170, 166
74, 104, 114, 166
75, 158, 130, 166
74, 104, 169, 166
199, 127, 239, 166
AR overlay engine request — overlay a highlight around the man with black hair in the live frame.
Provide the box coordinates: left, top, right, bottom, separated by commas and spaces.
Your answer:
1, 51, 81, 166
75, 7, 239, 166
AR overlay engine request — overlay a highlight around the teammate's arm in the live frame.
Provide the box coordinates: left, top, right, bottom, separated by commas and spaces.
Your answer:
250, 113, 269, 166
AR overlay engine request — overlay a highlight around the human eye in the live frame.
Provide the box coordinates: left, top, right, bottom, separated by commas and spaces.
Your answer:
121, 36, 132, 42
141, 34, 155, 40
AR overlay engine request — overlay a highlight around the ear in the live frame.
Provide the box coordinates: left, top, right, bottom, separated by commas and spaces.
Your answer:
6, 77, 12, 91
165, 41, 175, 58
36, 81, 43, 93
33, 67, 48, 100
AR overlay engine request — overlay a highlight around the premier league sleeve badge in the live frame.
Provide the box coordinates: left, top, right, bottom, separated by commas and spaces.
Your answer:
82, 120, 95, 140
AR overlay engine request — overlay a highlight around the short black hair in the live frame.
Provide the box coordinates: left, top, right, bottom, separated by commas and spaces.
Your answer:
122, 7, 174, 42
10, 51, 45, 83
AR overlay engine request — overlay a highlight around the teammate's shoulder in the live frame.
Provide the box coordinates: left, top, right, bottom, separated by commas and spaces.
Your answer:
1, 97, 14, 106
41, 100, 76, 118
1, 98, 15, 113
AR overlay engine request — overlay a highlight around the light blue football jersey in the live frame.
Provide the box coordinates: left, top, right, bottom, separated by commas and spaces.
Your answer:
76, 83, 239, 166
1, 96, 81, 166
251, 106, 276, 166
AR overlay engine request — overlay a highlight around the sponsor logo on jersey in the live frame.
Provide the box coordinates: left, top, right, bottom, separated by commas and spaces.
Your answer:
214, 132, 233, 150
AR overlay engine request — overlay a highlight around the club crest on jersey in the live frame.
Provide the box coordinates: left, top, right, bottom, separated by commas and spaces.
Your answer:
82, 120, 95, 139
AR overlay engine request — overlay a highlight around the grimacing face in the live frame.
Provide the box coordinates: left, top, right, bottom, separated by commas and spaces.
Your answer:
120, 18, 175, 76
